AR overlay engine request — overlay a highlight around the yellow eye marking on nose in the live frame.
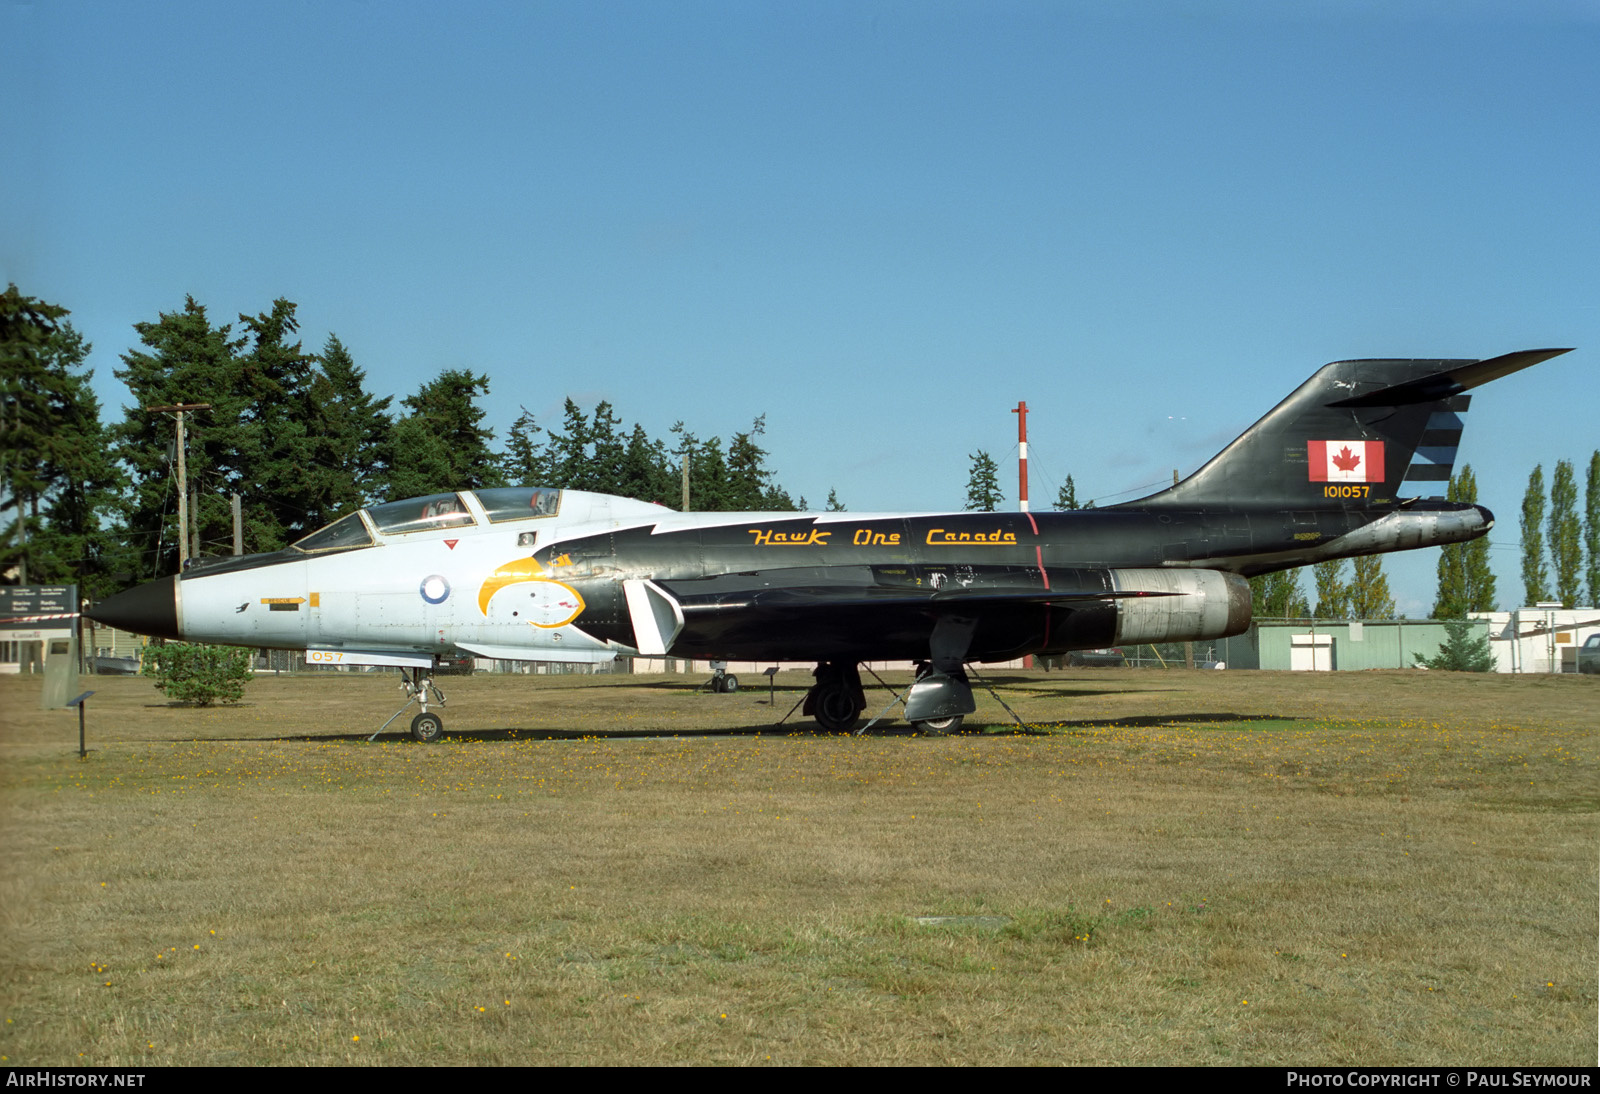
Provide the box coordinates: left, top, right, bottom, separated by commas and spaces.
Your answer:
478, 556, 547, 615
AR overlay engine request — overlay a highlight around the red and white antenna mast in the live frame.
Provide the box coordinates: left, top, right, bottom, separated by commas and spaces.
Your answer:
1012, 400, 1030, 512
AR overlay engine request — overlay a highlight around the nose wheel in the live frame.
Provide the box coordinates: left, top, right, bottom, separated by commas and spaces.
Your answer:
370, 667, 449, 742
410, 711, 444, 743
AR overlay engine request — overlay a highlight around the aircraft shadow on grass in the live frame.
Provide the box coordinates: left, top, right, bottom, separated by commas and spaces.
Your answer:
178, 710, 1294, 745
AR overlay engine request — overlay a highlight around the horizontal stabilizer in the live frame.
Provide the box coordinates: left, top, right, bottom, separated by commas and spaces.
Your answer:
1328, 348, 1572, 407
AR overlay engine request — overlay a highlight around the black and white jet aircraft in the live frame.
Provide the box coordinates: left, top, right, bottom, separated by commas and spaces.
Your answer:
89, 348, 1569, 739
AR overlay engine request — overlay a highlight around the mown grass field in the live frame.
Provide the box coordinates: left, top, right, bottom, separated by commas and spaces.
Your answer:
1, 667, 1595, 1066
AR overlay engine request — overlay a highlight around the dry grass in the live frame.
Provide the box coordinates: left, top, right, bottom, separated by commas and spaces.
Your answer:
1, 667, 1595, 1065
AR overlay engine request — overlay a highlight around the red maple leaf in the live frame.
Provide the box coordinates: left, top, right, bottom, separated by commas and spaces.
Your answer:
1331, 446, 1362, 473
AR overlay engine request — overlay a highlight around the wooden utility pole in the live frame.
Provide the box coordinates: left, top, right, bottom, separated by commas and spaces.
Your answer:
145, 403, 211, 571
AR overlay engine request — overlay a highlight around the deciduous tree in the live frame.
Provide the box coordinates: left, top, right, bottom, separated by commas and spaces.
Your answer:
1433, 466, 1495, 617
1348, 555, 1395, 619
1586, 451, 1599, 608
1520, 465, 1548, 606
1250, 569, 1309, 618
1548, 459, 1582, 608
1313, 559, 1348, 619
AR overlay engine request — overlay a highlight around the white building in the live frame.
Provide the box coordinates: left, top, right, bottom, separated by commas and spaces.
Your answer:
1470, 605, 1600, 673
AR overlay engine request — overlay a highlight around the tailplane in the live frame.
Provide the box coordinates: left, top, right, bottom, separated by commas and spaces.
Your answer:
1135, 349, 1571, 509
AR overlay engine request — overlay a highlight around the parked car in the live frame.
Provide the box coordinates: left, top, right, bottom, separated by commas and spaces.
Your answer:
1067, 647, 1125, 668
436, 653, 476, 676
1579, 634, 1600, 675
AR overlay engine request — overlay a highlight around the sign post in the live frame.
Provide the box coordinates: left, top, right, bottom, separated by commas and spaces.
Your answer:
67, 691, 95, 759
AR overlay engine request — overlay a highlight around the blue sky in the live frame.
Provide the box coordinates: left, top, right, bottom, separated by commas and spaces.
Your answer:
5, 0, 1597, 615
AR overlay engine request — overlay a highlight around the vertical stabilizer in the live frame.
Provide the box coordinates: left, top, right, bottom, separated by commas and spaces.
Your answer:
1132, 349, 1570, 510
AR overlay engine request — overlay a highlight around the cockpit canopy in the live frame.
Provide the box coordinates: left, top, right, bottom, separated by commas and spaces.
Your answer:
291, 487, 658, 553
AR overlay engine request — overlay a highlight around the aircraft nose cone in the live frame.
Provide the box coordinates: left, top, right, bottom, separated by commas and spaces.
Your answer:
86, 575, 181, 640
1475, 504, 1495, 531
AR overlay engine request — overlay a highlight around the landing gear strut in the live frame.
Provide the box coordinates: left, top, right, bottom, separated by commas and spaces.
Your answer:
370, 667, 448, 742
705, 660, 740, 694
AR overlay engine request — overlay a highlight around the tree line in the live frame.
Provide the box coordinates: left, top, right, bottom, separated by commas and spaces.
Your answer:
2, 286, 823, 598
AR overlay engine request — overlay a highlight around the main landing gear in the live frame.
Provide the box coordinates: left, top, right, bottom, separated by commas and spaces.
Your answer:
804, 661, 866, 732
903, 662, 973, 736
370, 667, 448, 743
797, 658, 978, 736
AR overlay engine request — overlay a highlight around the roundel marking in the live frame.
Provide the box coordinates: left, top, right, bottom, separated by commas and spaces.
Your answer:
419, 574, 451, 604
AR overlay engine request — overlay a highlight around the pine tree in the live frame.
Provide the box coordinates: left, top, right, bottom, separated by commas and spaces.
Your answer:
501, 408, 551, 486
0, 291, 125, 595
1548, 459, 1582, 608
1586, 451, 1600, 608
726, 415, 785, 510
30, 325, 126, 598
964, 451, 1003, 512
303, 334, 391, 527
1313, 558, 1348, 619
1, 284, 69, 582
617, 424, 674, 506
1413, 619, 1494, 671
825, 488, 846, 512
235, 300, 322, 548
1250, 569, 1310, 618
112, 296, 249, 578
381, 369, 505, 500
587, 401, 626, 496
1520, 465, 1548, 605
1348, 555, 1395, 619
1054, 476, 1079, 510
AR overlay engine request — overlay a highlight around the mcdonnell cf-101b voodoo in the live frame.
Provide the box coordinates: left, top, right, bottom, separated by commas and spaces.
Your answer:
89, 348, 1570, 740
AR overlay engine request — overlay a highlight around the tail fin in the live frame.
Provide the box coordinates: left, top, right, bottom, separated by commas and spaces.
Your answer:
1136, 348, 1571, 509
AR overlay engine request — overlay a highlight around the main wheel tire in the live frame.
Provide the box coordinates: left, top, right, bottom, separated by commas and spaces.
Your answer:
721, 674, 739, 693
812, 684, 860, 733
410, 711, 444, 743
912, 715, 964, 736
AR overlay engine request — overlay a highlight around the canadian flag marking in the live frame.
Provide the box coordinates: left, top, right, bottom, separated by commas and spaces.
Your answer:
1308, 440, 1384, 483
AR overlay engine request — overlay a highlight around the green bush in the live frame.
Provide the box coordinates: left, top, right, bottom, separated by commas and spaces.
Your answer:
1413, 619, 1495, 672
141, 643, 255, 705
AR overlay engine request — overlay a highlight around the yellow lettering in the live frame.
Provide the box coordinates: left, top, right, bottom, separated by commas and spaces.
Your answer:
924, 528, 1018, 546
750, 528, 831, 547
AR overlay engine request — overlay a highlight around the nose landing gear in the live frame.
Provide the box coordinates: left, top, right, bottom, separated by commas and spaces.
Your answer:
370, 667, 449, 742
